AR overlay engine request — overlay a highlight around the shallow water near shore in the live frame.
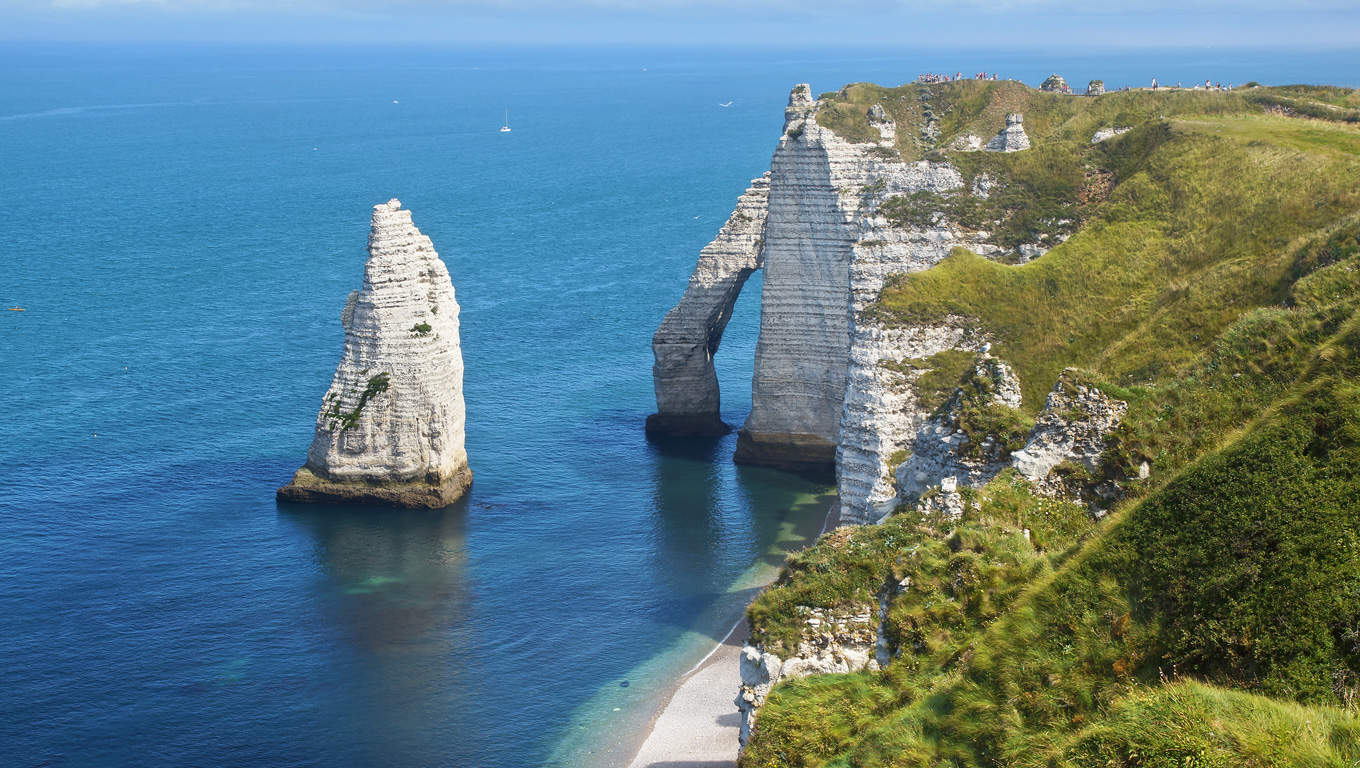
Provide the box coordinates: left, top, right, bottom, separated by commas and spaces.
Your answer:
550, 482, 835, 768
2, 43, 1356, 768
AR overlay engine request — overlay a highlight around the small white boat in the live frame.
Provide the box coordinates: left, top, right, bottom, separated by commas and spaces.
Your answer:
500, 109, 512, 133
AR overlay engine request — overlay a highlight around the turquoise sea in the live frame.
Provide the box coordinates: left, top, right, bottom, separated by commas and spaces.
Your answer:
2, 44, 1355, 768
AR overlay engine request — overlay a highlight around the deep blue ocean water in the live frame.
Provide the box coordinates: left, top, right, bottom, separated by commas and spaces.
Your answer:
2, 43, 1355, 768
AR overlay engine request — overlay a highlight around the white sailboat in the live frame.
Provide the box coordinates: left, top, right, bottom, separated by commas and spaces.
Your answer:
499, 109, 512, 133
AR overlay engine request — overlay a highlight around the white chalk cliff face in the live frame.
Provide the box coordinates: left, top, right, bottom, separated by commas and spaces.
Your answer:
649, 85, 1142, 752
735, 86, 1017, 519
892, 363, 1130, 519
650, 84, 1047, 519
835, 160, 1002, 524
278, 199, 471, 508
1011, 372, 1131, 501
648, 174, 768, 436
733, 84, 857, 471
838, 323, 979, 524
733, 85, 993, 479
893, 355, 1025, 508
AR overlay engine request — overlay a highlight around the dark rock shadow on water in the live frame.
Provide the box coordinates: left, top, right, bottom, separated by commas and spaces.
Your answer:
651, 437, 725, 542
739, 457, 837, 487
643, 428, 728, 462
646, 430, 732, 644
731, 464, 838, 571
276, 496, 472, 651
644, 429, 837, 644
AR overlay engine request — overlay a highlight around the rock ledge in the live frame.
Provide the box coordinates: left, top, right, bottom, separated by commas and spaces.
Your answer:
278, 465, 472, 508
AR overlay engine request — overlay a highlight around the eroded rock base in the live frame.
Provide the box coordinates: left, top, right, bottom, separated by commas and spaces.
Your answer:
644, 412, 731, 437
733, 430, 837, 475
277, 465, 472, 509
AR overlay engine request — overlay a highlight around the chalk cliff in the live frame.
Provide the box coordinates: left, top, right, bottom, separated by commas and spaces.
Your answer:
278, 199, 471, 508
892, 355, 1025, 508
728, 79, 1360, 766
732, 84, 857, 472
651, 83, 1043, 522
1011, 371, 1131, 502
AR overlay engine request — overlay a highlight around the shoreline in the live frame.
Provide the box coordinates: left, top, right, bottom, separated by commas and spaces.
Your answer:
622, 500, 840, 768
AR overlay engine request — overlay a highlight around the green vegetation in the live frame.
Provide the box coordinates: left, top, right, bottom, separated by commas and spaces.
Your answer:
411, 322, 432, 336
747, 470, 1095, 659
744, 472, 1098, 764
881, 141, 1084, 254
910, 349, 977, 411
884, 448, 911, 476
326, 373, 391, 431
741, 81, 1360, 767
746, 373, 1360, 767
817, 81, 1360, 259
1246, 87, 1360, 124
878, 348, 977, 412
869, 116, 1360, 414
813, 79, 1258, 163
947, 358, 1030, 460
1058, 681, 1360, 767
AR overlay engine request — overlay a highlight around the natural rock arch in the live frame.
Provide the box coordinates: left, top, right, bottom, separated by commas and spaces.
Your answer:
646, 174, 769, 436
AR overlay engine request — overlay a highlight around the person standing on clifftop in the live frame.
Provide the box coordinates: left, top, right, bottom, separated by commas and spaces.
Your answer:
1152, 77, 1159, 90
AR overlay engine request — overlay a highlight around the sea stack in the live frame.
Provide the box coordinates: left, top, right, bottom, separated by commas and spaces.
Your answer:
277, 199, 472, 508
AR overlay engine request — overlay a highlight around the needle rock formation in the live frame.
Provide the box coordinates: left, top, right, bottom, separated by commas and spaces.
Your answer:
278, 199, 472, 508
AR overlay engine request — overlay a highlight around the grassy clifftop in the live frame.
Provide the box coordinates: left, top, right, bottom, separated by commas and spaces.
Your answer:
741, 82, 1360, 766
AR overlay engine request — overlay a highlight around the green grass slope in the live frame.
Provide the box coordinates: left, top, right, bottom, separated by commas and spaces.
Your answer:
740, 82, 1360, 767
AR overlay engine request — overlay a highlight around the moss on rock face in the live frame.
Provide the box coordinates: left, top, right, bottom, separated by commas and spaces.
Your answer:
946, 359, 1030, 461
327, 373, 391, 431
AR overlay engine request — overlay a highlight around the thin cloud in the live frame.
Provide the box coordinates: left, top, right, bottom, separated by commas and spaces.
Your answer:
29, 0, 1360, 9
6, 0, 1358, 46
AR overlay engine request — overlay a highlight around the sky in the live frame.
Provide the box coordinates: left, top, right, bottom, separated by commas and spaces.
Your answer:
2, 0, 1359, 47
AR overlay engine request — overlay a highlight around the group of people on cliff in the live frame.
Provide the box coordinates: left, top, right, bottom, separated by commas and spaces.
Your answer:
916, 72, 1235, 93
913, 70, 1245, 93
917, 71, 1000, 84
1151, 78, 1236, 91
